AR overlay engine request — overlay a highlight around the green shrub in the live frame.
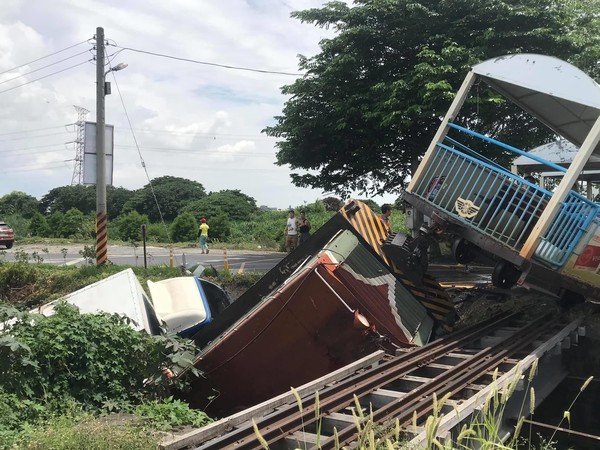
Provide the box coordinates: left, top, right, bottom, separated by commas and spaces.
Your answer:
206, 212, 231, 242
28, 212, 50, 237
114, 211, 149, 242
134, 397, 212, 431
145, 222, 170, 243
1, 213, 29, 240
57, 208, 89, 238
0, 303, 200, 412
170, 212, 197, 243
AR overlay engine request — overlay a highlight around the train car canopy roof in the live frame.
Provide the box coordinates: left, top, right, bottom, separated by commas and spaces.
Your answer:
473, 54, 600, 155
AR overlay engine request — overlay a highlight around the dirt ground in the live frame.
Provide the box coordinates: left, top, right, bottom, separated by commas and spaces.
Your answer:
449, 283, 600, 339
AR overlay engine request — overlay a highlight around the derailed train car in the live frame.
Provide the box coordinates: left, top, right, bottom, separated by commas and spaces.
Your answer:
186, 201, 455, 413
402, 54, 600, 302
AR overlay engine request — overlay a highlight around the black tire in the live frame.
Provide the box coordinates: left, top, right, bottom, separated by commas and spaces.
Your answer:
4, 241, 12, 249
452, 238, 476, 264
558, 290, 585, 310
491, 260, 521, 289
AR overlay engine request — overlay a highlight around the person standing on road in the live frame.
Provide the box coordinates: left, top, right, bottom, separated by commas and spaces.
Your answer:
298, 210, 311, 245
284, 209, 299, 252
198, 218, 210, 254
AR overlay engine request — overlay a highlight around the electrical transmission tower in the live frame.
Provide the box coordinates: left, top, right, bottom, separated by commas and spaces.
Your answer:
71, 105, 89, 185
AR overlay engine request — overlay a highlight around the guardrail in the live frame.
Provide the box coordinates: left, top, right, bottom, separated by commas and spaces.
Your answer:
413, 143, 551, 250
535, 191, 600, 267
412, 123, 599, 267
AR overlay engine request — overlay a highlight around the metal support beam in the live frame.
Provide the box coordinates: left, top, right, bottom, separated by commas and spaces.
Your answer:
406, 70, 477, 193
520, 115, 600, 259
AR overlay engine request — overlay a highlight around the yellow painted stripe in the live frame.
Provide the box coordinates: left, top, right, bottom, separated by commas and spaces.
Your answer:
439, 283, 477, 289
356, 211, 385, 258
341, 200, 456, 327
96, 212, 108, 266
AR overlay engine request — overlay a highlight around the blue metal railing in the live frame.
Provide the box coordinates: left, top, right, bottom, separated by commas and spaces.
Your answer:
535, 191, 600, 267
413, 143, 551, 251
447, 123, 568, 173
412, 123, 600, 267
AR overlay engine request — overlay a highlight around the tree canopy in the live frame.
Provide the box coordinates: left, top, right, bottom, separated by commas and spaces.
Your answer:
182, 189, 258, 222
40, 185, 96, 214
265, 0, 600, 196
0, 192, 40, 219
123, 176, 206, 222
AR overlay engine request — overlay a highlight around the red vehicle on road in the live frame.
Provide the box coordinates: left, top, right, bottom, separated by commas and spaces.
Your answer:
0, 222, 14, 249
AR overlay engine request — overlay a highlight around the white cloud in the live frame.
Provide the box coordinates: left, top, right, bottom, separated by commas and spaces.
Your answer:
206, 140, 256, 163
0, 0, 397, 209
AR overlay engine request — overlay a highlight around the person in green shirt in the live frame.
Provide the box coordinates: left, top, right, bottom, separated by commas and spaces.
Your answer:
197, 218, 210, 254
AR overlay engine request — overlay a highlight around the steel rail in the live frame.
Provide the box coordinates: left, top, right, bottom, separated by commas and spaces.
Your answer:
198, 312, 517, 450
317, 313, 558, 449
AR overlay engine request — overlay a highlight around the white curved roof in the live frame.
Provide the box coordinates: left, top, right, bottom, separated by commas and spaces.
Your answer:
512, 139, 600, 173
473, 54, 600, 154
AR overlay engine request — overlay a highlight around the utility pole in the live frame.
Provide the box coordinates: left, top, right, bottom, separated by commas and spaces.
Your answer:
71, 105, 89, 185
95, 27, 108, 266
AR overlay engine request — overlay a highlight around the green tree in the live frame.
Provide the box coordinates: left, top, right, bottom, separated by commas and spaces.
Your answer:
123, 176, 206, 222
114, 211, 149, 242
40, 185, 96, 214
205, 212, 231, 242
298, 199, 326, 215
170, 212, 197, 243
322, 196, 343, 212
57, 208, 89, 238
0, 192, 40, 219
28, 212, 50, 237
107, 186, 135, 218
358, 199, 380, 213
46, 211, 64, 238
265, 0, 600, 195
182, 190, 258, 222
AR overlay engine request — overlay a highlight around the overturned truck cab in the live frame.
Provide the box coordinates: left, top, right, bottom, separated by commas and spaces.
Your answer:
185, 200, 456, 414
403, 54, 600, 303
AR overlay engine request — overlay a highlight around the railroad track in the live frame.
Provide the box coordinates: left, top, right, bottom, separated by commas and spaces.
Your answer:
163, 313, 582, 450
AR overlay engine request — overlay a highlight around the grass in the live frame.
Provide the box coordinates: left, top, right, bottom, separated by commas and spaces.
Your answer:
4, 415, 161, 450
5, 206, 409, 253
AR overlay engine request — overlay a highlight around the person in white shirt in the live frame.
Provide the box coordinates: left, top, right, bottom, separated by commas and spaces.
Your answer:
284, 209, 299, 252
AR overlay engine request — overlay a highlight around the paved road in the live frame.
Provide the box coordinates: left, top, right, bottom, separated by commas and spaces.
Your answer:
0, 244, 286, 273
1, 244, 492, 284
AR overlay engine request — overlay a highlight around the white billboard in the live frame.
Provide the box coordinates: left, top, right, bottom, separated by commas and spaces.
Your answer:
83, 122, 114, 186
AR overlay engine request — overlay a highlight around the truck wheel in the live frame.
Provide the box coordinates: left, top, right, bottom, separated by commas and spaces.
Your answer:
452, 238, 475, 264
492, 260, 521, 289
558, 290, 585, 310
5, 242, 12, 249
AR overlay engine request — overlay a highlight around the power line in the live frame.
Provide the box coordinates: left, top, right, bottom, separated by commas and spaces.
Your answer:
0, 59, 92, 95
0, 124, 75, 136
0, 50, 91, 85
113, 126, 277, 139
0, 40, 90, 76
0, 142, 71, 152
116, 145, 274, 157
0, 131, 73, 142
112, 45, 302, 76
0, 161, 69, 174
109, 68, 172, 242
0, 147, 71, 158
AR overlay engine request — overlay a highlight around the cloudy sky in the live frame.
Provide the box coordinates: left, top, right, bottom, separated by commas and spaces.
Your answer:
0, 0, 398, 209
